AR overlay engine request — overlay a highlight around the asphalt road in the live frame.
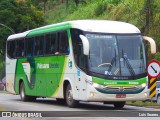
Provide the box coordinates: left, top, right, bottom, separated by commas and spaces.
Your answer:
0, 93, 160, 120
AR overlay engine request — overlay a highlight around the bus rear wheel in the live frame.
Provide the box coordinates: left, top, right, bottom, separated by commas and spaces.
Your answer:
65, 84, 78, 108
113, 102, 125, 109
20, 82, 36, 102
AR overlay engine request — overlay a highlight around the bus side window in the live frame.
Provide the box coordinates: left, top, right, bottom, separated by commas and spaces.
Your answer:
50, 33, 57, 54
34, 36, 44, 56
70, 29, 86, 70
45, 33, 57, 55
7, 40, 15, 59
26, 37, 34, 57
45, 34, 51, 55
58, 31, 69, 54
15, 39, 25, 58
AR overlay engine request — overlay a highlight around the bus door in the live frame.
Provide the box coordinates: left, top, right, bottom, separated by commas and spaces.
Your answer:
70, 29, 87, 100
73, 39, 87, 100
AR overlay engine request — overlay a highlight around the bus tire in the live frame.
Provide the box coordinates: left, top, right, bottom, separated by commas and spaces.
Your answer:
65, 84, 79, 108
20, 82, 36, 102
113, 102, 125, 109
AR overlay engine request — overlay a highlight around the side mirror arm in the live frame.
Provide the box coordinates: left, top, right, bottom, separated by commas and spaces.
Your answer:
79, 35, 89, 55
143, 36, 156, 54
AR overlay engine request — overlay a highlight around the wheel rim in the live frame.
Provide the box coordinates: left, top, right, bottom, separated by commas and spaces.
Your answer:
67, 89, 73, 105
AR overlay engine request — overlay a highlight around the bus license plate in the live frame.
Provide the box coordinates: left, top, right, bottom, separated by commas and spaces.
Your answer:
116, 94, 126, 98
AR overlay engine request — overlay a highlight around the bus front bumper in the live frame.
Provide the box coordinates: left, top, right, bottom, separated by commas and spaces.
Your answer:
85, 84, 148, 102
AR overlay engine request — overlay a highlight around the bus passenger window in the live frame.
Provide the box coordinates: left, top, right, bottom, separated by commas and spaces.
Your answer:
34, 36, 44, 56
26, 37, 34, 57
16, 40, 24, 58
45, 34, 51, 55
45, 33, 57, 55
50, 33, 57, 54
58, 31, 69, 54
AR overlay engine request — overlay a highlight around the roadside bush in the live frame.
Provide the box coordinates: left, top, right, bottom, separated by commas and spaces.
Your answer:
94, 1, 107, 16
155, 52, 160, 61
0, 57, 4, 79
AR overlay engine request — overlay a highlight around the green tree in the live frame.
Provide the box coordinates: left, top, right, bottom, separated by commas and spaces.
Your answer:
0, 0, 45, 56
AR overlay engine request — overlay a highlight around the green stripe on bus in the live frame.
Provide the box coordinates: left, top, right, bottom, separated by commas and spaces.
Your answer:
92, 77, 146, 87
27, 23, 72, 37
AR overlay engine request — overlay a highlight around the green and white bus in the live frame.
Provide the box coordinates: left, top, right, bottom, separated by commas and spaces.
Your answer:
6, 20, 156, 108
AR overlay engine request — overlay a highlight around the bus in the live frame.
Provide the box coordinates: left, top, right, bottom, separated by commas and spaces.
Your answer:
6, 20, 156, 108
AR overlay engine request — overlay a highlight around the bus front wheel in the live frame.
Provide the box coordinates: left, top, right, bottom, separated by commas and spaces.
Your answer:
65, 84, 79, 108
20, 82, 36, 102
113, 102, 125, 109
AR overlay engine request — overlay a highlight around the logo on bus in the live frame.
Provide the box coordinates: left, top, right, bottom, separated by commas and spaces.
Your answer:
68, 59, 72, 69
37, 63, 59, 69
119, 87, 124, 92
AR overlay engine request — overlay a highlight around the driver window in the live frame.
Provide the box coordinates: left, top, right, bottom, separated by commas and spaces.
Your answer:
70, 29, 86, 70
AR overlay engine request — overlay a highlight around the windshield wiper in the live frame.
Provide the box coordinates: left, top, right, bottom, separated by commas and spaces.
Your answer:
107, 49, 117, 74
122, 49, 135, 78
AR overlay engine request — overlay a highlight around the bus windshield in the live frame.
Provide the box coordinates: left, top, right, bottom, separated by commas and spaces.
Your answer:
86, 33, 146, 79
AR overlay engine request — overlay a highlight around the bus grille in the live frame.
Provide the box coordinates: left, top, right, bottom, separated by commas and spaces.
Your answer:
103, 86, 140, 92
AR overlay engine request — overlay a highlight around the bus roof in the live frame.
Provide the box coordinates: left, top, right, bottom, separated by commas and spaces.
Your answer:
70, 20, 140, 34
7, 20, 141, 40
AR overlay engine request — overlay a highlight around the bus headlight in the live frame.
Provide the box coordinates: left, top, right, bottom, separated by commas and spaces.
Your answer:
90, 92, 94, 97
141, 83, 146, 88
137, 83, 146, 89
93, 83, 100, 88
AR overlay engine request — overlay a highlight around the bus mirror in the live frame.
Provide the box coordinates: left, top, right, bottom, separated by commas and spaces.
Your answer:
143, 36, 156, 54
79, 35, 89, 55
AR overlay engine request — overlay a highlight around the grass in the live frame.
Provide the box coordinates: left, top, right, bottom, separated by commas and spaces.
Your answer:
127, 101, 160, 109
0, 90, 5, 111
0, 90, 8, 93
0, 107, 4, 111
